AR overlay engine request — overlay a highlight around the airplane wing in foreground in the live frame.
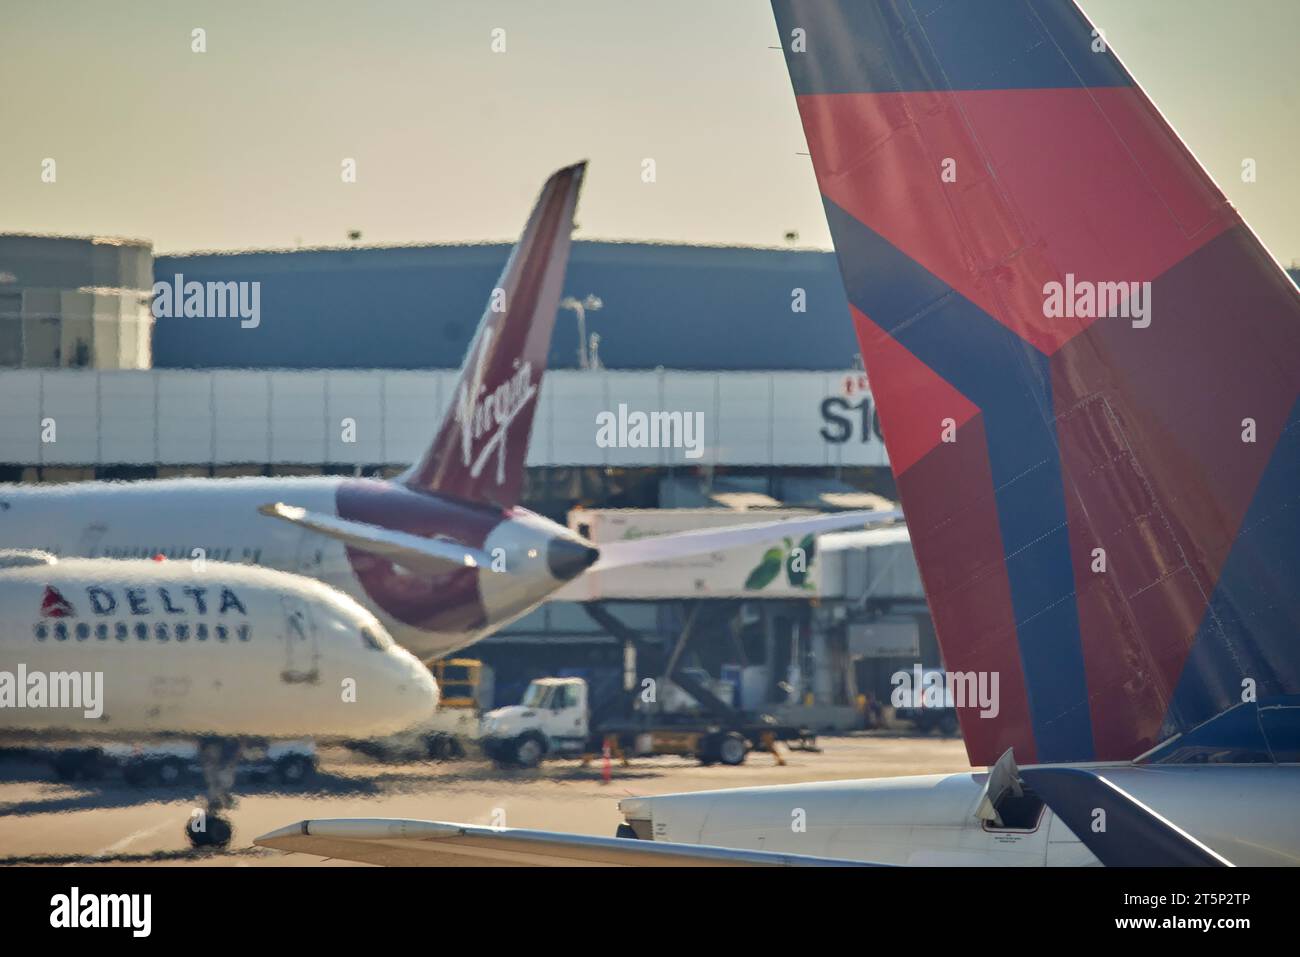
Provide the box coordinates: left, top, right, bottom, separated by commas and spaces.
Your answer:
255, 818, 877, 867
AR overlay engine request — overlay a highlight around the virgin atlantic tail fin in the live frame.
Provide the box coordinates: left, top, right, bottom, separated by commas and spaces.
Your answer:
401, 162, 585, 508
771, 0, 1300, 765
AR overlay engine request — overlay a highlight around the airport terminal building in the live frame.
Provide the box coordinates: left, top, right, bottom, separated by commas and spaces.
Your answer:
28, 237, 1291, 719
0, 234, 155, 371
0, 237, 926, 720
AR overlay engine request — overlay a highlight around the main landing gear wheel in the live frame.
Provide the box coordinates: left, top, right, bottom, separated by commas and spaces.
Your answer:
275, 754, 314, 786
427, 734, 466, 761
427, 734, 452, 761
157, 757, 185, 786
51, 748, 105, 782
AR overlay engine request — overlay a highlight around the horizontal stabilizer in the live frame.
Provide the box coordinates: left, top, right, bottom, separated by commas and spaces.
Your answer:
552, 508, 900, 602
255, 818, 877, 867
1022, 767, 1232, 867
258, 503, 491, 576
590, 509, 901, 573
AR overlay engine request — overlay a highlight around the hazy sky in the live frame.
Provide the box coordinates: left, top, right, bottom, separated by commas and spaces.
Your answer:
3, 0, 1297, 261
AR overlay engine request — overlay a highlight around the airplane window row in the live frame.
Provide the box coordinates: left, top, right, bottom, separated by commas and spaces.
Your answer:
34, 621, 252, 643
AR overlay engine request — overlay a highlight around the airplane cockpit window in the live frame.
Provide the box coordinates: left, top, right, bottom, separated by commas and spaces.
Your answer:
361, 627, 389, 651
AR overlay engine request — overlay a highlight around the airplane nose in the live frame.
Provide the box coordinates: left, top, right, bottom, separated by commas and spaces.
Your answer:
547, 537, 600, 580
408, 658, 440, 709
380, 650, 440, 732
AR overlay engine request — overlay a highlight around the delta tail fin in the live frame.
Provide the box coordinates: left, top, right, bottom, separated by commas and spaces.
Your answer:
401, 162, 585, 508
771, 0, 1300, 764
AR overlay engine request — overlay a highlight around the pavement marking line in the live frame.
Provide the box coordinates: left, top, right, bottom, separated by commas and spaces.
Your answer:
71, 820, 172, 863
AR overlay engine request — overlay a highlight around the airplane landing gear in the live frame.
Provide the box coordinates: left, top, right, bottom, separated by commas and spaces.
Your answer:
186, 814, 234, 848
186, 738, 242, 850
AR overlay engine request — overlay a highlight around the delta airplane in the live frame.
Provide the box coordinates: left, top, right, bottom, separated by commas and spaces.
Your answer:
257, 0, 1300, 866
0, 549, 438, 847
0, 162, 896, 662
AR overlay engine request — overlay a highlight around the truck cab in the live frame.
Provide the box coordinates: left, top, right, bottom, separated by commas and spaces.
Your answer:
479, 677, 589, 767
895, 667, 960, 736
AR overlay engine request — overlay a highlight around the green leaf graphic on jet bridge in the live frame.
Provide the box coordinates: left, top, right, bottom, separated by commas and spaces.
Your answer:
744, 547, 784, 590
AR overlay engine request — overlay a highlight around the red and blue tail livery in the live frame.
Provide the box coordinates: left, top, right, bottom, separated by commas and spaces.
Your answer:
772, 0, 1300, 765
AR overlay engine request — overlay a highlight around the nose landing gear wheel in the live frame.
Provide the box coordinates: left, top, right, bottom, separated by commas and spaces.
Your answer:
188, 737, 241, 850
186, 814, 233, 849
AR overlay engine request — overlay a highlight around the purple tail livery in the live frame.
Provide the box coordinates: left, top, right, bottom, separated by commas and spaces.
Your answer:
771, 0, 1300, 764
402, 162, 585, 509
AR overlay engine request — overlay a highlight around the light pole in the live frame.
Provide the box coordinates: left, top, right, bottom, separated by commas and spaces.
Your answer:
560, 294, 603, 369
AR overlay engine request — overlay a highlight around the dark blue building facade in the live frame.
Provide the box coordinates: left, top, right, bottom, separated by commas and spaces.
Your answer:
152, 241, 861, 371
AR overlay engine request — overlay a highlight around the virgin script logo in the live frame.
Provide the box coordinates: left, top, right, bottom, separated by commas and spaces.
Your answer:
455, 326, 537, 485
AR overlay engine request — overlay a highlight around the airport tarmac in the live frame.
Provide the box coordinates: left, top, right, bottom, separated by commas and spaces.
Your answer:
0, 733, 968, 866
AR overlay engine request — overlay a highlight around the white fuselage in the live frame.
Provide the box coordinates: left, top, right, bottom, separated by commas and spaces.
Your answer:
0, 477, 570, 660
619, 764, 1300, 866
0, 557, 438, 740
